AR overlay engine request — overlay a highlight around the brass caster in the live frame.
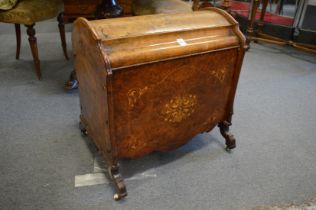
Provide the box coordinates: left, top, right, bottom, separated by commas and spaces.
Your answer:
113, 193, 120, 201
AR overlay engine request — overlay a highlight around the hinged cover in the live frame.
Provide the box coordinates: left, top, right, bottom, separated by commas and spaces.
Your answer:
73, 8, 245, 70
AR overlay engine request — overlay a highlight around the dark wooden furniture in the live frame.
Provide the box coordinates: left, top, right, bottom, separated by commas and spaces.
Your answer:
246, 0, 316, 53
63, 0, 210, 18
0, 0, 68, 79
63, 0, 125, 89
63, 0, 214, 90
63, 0, 123, 21
132, 0, 193, 15
73, 8, 246, 200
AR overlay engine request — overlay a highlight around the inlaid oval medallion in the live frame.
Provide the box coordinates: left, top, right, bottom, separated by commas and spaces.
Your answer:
161, 94, 197, 123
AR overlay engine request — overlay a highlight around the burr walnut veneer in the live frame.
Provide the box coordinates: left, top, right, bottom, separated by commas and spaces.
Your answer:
73, 9, 246, 200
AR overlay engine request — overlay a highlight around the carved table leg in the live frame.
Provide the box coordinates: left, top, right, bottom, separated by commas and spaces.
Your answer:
108, 164, 127, 200
26, 24, 41, 80
218, 121, 236, 150
246, 0, 260, 48
258, 0, 269, 33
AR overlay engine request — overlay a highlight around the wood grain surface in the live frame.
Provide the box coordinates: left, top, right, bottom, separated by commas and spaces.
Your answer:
73, 8, 246, 200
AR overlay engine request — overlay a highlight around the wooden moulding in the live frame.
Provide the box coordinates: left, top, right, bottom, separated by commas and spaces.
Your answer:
73, 8, 246, 200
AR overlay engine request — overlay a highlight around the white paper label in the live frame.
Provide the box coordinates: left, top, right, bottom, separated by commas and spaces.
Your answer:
176, 38, 187, 46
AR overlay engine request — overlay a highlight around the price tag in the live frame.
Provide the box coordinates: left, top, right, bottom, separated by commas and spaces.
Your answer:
176, 38, 187, 46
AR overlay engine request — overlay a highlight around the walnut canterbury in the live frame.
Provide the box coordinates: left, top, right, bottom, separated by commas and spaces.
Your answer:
73, 9, 246, 200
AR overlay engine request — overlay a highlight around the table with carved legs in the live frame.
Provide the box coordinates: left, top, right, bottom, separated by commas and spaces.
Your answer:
63, 0, 123, 89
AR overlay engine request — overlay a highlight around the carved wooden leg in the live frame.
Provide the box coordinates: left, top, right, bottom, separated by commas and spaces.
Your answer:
57, 12, 69, 60
246, 0, 260, 48
258, 0, 269, 34
26, 24, 41, 80
15, 24, 21, 59
79, 115, 127, 200
108, 164, 127, 201
218, 121, 236, 150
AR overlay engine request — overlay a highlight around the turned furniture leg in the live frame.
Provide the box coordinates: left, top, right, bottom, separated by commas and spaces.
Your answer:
57, 12, 69, 60
258, 0, 269, 34
15, 24, 21, 59
218, 121, 236, 150
246, 0, 260, 48
108, 164, 127, 201
26, 24, 41, 80
275, 0, 284, 14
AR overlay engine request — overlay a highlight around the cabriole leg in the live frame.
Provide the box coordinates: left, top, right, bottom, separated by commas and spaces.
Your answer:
246, 0, 260, 48
218, 121, 236, 150
108, 164, 127, 201
79, 115, 126, 200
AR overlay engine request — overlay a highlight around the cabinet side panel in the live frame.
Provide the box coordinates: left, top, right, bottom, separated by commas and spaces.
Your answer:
73, 25, 113, 162
112, 49, 238, 158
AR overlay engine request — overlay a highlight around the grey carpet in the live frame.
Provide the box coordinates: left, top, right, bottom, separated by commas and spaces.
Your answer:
0, 21, 316, 210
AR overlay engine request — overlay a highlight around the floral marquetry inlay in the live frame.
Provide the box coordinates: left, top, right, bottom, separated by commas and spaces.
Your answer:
127, 86, 149, 108
161, 95, 197, 123
210, 68, 226, 82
